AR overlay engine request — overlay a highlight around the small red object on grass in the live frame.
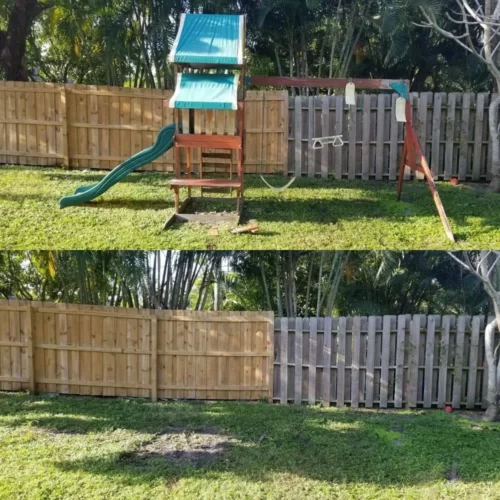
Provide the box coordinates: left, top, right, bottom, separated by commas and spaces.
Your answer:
450, 178, 460, 186
444, 404, 453, 413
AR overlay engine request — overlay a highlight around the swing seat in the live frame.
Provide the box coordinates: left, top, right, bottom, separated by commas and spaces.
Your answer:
311, 135, 344, 150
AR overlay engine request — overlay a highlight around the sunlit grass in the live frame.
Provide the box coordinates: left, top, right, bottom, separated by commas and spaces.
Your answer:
1, 392, 500, 499
1, 166, 500, 250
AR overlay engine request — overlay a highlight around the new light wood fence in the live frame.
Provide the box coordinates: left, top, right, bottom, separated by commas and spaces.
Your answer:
0, 82, 288, 174
274, 315, 490, 409
0, 300, 274, 401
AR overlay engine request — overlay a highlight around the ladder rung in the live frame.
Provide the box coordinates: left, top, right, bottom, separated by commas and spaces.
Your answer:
201, 152, 232, 160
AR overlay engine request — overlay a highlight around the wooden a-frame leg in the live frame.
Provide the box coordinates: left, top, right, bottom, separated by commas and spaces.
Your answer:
174, 187, 180, 213
397, 140, 408, 201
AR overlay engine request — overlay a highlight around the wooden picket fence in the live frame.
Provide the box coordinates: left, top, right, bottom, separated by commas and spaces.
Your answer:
0, 81, 495, 181
0, 82, 288, 174
274, 315, 490, 409
0, 300, 274, 401
0, 300, 494, 409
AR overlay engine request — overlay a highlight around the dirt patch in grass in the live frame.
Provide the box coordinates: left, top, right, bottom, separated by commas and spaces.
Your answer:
123, 427, 235, 468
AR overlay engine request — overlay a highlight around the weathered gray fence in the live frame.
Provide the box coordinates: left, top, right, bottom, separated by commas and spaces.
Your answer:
274, 315, 490, 409
288, 92, 494, 181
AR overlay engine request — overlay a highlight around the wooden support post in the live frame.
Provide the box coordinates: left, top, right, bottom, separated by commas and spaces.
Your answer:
174, 186, 179, 213
151, 314, 158, 402
60, 86, 69, 167
397, 139, 408, 201
186, 146, 192, 198
26, 304, 36, 394
267, 314, 274, 403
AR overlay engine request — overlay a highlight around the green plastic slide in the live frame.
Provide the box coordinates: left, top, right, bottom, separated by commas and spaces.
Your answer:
59, 123, 176, 209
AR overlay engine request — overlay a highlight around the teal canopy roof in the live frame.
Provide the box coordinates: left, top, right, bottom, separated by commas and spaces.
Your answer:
169, 14, 244, 65
169, 73, 239, 110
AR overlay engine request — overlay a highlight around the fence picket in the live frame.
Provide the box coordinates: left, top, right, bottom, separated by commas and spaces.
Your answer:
322, 317, 332, 406
453, 315, 467, 408
280, 317, 288, 404
351, 316, 361, 408
423, 315, 437, 408
365, 316, 376, 407
467, 316, 481, 409
336, 317, 346, 408
308, 318, 318, 405
438, 316, 452, 407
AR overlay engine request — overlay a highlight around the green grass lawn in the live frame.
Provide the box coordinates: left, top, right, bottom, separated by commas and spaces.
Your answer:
1, 166, 500, 250
1, 393, 499, 499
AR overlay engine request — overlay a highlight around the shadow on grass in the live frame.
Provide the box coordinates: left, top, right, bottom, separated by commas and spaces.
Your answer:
1, 393, 500, 488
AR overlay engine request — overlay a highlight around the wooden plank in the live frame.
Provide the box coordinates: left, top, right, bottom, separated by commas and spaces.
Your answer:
25, 85, 37, 165
437, 316, 452, 407
250, 76, 409, 90
308, 97, 315, 177
35, 84, 48, 166
322, 317, 332, 406
394, 315, 406, 408
472, 93, 486, 181
206, 318, 218, 400
379, 316, 391, 408
351, 316, 361, 407
0, 85, 5, 164
8, 299, 21, 391
430, 93, 444, 178
195, 315, 207, 400
452, 315, 467, 408
151, 315, 158, 402
348, 97, 357, 180
336, 317, 346, 407
56, 303, 69, 394
321, 97, 329, 178
185, 311, 195, 399
126, 315, 139, 398
361, 94, 371, 180
15, 82, 27, 165
266, 314, 274, 402
365, 316, 376, 407
294, 96, 302, 177
0, 304, 11, 391
444, 93, 457, 180
5, 82, 17, 165
423, 315, 437, 408
389, 94, 399, 180
458, 93, 471, 180
308, 317, 318, 405
408, 315, 421, 407
334, 96, 343, 179
375, 94, 385, 180
467, 316, 481, 409
294, 317, 303, 405
280, 317, 288, 404
26, 305, 36, 393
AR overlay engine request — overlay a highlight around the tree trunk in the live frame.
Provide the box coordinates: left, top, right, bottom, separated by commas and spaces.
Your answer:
484, 319, 499, 421
0, 0, 44, 81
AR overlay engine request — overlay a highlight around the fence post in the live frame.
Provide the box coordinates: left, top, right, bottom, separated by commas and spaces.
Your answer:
267, 313, 274, 403
151, 312, 158, 402
26, 304, 36, 394
60, 86, 69, 167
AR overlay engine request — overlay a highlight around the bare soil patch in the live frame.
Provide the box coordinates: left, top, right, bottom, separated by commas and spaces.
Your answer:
122, 427, 235, 468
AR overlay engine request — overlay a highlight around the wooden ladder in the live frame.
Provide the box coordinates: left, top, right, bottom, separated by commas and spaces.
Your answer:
200, 149, 234, 196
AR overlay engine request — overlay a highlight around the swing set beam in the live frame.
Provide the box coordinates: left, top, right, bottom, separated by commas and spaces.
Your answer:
248, 76, 409, 92
249, 75, 455, 242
